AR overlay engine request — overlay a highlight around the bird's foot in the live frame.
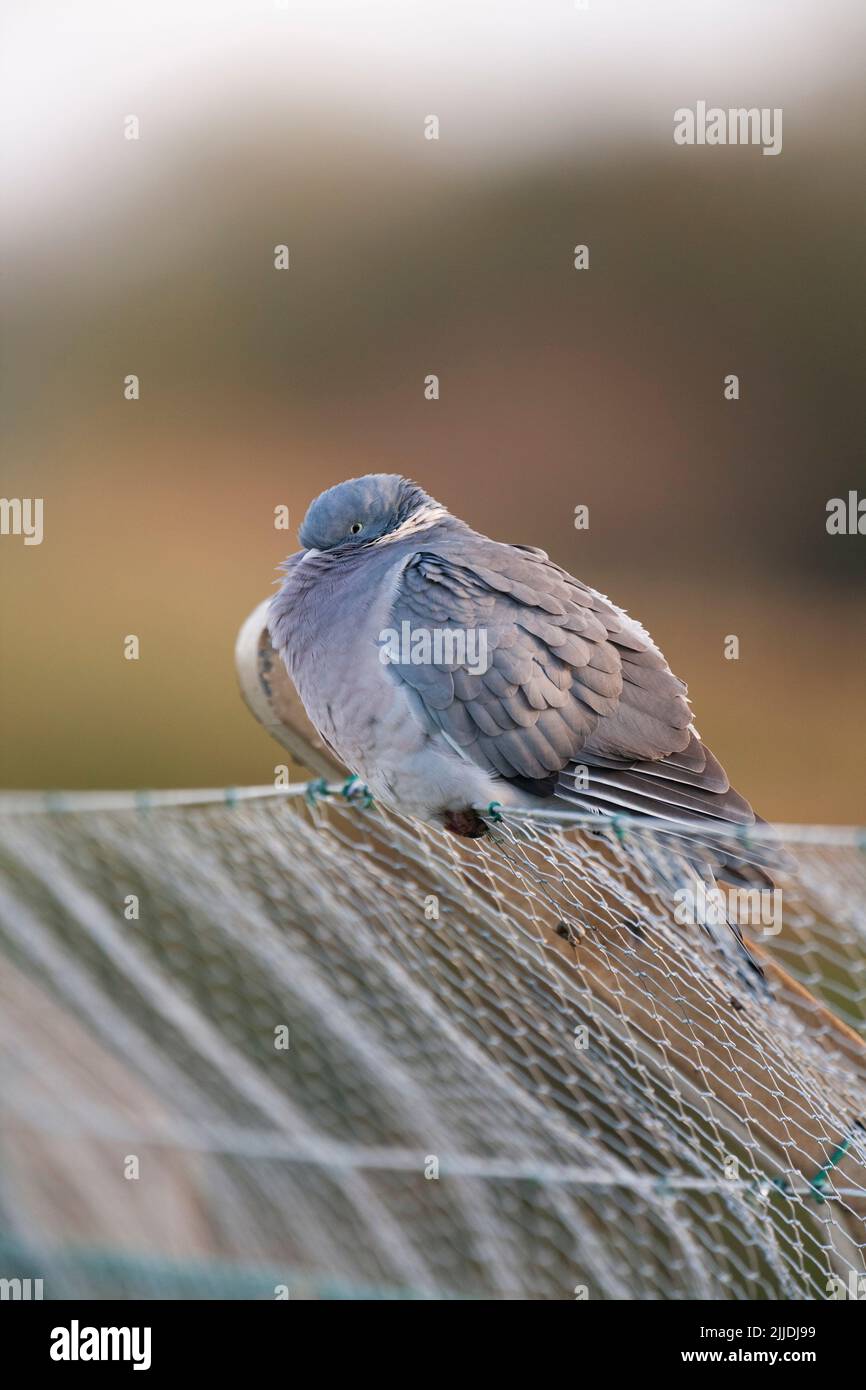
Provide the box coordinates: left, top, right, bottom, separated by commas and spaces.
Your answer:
443, 808, 487, 838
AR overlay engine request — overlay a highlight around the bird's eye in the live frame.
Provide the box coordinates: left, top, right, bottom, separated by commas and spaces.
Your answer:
350, 522, 363, 535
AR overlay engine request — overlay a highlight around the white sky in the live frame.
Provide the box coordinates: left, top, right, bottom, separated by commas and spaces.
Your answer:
2, 0, 863, 228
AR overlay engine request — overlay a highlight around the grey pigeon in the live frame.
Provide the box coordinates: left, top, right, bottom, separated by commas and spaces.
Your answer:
268, 475, 772, 881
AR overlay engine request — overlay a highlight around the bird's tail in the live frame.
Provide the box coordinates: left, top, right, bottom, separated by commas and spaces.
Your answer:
555, 745, 795, 887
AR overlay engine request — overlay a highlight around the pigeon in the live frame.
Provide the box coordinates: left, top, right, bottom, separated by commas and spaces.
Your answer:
268, 474, 775, 879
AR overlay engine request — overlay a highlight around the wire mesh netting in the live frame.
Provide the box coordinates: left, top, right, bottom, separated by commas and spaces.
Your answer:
0, 786, 864, 1300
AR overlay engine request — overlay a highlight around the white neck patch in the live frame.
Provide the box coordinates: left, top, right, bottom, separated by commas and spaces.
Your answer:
375, 502, 449, 546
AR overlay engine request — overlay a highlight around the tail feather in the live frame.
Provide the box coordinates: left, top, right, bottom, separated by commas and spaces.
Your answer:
552, 737, 794, 885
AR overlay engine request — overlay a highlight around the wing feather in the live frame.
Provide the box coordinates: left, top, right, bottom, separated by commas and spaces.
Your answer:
388, 541, 691, 783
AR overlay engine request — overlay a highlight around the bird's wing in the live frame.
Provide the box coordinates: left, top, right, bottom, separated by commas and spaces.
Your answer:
388, 541, 694, 786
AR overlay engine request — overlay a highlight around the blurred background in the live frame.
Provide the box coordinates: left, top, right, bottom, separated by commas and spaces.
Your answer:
1, 0, 864, 821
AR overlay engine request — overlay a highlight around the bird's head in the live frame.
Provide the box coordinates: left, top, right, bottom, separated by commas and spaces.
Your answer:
297, 474, 445, 554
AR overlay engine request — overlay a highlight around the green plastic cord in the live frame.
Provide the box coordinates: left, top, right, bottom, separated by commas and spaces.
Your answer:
305, 777, 373, 809
341, 776, 373, 808
808, 1135, 853, 1204
304, 778, 330, 806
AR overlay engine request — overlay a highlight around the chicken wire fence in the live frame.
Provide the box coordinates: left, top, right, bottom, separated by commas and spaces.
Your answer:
0, 784, 865, 1301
